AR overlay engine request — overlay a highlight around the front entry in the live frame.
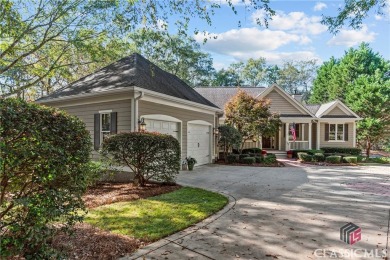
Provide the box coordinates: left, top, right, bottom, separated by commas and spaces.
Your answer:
262, 136, 272, 149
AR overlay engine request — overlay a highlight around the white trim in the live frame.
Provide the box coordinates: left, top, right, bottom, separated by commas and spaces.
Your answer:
141, 114, 182, 122
278, 126, 282, 150
308, 122, 312, 149
256, 84, 315, 117
353, 122, 356, 148
285, 123, 288, 151
130, 98, 135, 132
316, 122, 320, 150
99, 110, 112, 113
134, 87, 222, 114
317, 100, 361, 119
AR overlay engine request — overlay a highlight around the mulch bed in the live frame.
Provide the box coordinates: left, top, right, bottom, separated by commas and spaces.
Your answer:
215, 161, 284, 167
51, 182, 180, 259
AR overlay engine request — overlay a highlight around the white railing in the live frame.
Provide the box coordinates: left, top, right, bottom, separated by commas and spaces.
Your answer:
288, 141, 309, 150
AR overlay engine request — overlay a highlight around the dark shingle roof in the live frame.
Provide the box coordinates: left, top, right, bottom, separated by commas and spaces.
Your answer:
194, 87, 266, 109
37, 53, 218, 108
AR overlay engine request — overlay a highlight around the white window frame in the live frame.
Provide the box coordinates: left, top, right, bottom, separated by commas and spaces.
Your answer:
100, 112, 111, 144
329, 123, 344, 141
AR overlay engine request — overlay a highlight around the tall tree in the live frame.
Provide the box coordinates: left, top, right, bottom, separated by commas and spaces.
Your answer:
130, 30, 215, 87
309, 57, 338, 103
264, 65, 280, 86
0, 0, 276, 98
224, 90, 281, 150
242, 57, 267, 86
213, 69, 242, 87
346, 73, 390, 157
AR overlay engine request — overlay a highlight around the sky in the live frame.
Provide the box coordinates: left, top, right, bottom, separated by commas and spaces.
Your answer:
172, 1, 390, 69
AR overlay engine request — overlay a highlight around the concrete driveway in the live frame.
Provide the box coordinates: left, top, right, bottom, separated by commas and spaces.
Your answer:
126, 164, 390, 259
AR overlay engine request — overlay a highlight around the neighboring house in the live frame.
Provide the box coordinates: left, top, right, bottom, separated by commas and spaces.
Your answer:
36, 53, 222, 166
195, 85, 361, 151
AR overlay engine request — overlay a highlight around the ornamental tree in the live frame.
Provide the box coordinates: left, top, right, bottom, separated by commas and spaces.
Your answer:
218, 125, 242, 162
0, 98, 92, 258
224, 90, 281, 151
101, 132, 181, 187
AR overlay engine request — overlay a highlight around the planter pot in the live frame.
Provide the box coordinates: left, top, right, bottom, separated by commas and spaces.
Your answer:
188, 164, 195, 171
182, 164, 188, 170
287, 154, 292, 159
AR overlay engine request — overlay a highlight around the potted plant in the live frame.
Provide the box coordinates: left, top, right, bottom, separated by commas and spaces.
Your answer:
186, 157, 197, 171
261, 150, 267, 156
287, 150, 293, 159
181, 160, 188, 170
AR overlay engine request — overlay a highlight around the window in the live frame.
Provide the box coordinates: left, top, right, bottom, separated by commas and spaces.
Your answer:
329, 123, 344, 141
101, 113, 111, 143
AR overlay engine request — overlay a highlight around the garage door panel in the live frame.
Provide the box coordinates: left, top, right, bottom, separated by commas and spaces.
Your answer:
187, 123, 211, 166
145, 119, 179, 140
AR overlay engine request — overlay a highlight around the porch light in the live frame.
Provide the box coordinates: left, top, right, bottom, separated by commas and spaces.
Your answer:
138, 117, 146, 132
213, 127, 219, 135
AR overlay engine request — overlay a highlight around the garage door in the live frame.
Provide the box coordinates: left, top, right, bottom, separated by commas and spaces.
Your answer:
187, 123, 211, 166
144, 119, 180, 140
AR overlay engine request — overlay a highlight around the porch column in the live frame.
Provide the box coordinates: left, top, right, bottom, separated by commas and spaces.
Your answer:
316, 122, 320, 150
352, 122, 356, 147
285, 123, 289, 151
308, 122, 312, 149
278, 126, 282, 150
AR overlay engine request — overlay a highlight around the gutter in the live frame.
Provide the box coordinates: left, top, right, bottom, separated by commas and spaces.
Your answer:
132, 91, 144, 131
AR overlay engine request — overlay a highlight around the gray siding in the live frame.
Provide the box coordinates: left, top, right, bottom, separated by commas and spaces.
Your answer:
139, 100, 215, 159
320, 122, 353, 148
326, 106, 350, 116
264, 90, 305, 115
59, 100, 132, 157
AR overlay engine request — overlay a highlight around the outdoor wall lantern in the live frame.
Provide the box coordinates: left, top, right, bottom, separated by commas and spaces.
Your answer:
138, 117, 146, 132
213, 127, 219, 135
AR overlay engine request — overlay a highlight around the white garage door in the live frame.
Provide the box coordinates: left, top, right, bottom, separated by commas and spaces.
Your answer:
144, 119, 180, 140
187, 123, 211, 166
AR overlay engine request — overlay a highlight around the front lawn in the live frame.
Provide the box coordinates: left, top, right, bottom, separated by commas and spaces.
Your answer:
85, 187, 228, 242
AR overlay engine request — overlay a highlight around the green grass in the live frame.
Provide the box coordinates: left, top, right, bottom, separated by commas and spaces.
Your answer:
85, 187, 228, 241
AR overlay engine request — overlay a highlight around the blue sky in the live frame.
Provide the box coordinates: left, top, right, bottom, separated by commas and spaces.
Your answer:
174, 1, 390, 69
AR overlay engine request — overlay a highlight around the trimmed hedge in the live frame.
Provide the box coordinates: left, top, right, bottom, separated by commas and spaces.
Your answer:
0, 98, 92, 258
227, 154, 239, 164
301, 154, 313, 162
297, 152, 308, 160
242, 148, 262, 154
102, 132, 180, 186
255, 156, 262, 163
313, 153, 325, 162
292, 149, 323, 158
325, 155, 342, 164
263, 155, 277, 164
242, 157, 256, 164
321, 147, 361, 156
344, 156, 357, 163
239, 154, 250, 162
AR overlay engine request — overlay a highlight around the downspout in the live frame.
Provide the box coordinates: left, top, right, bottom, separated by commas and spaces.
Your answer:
132, 91, 144, 132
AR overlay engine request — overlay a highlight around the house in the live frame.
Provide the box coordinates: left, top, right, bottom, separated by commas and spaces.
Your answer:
195, 85, 361, 151
36, 53, 222, 166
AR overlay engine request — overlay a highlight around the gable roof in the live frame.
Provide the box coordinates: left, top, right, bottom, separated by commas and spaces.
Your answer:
256, 85, 315, 117
37, 53, 218, 108
194, 87, 266, 109
304, 104, 321, 114
315, 100, 360, 118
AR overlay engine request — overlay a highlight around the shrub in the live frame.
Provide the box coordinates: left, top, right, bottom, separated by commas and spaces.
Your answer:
218, 125, 242, 162
357, 155, 365, 162
291, 149, 323, 158
0, 98, 92, 258
242, 148, 262, 154
344, 156, 358, 163
241, 157, 256, 164
313, 153, 325, 162
300, 154, 313, 162
321, 147, 361, 156
101, 132, 180, 186
226, 154, 238, 164
325, 155, 342, 164
239, 154, 250, 162
297, 152, 308, 160
255, 156, 262, 163
263, 155, 277, 164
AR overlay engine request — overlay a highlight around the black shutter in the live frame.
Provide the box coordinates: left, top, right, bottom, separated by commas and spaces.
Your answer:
344, 123, 348, 141
325, 123, 329, 141
110, 112, 117, 134
295, 124, 300, 138
94, 113, 100, 150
